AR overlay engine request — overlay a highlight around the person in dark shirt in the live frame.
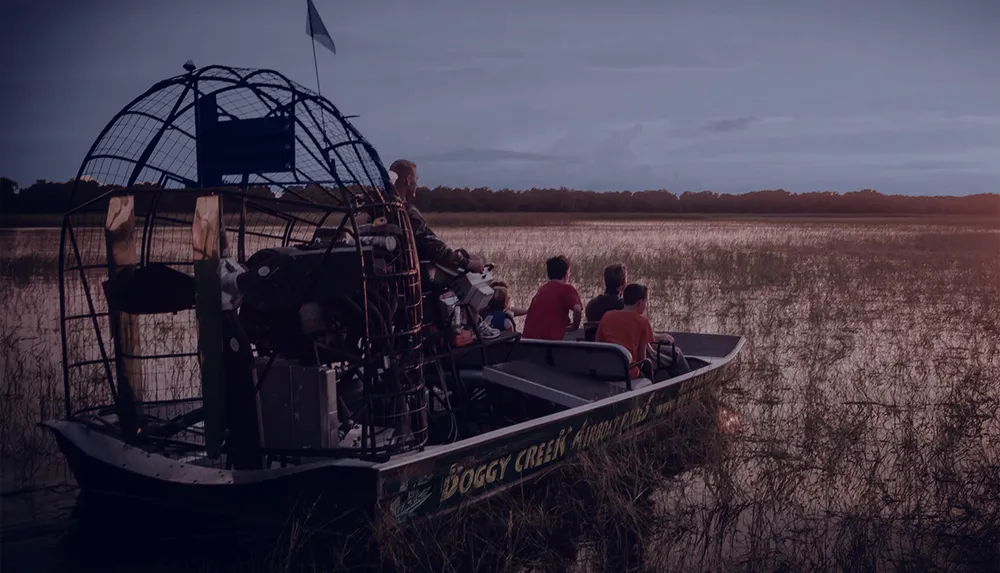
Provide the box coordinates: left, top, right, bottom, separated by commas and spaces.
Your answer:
585, 263, 627, 323
389, 159, 484, 273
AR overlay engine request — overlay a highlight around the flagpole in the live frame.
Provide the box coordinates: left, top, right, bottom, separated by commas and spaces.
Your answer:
308, 12, 329, 160
310, 35, 323, 98
306, 0, 336, 160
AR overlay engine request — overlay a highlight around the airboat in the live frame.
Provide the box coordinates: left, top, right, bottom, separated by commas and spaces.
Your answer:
41, 63, 745, 528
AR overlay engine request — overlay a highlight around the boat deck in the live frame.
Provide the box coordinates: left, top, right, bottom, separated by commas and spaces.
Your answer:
482, 360, 651, 408
475, 332, 736, 409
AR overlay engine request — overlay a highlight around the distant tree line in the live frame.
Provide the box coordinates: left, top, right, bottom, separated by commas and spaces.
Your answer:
413, 186, 1000, 215
3, 177, 998, 216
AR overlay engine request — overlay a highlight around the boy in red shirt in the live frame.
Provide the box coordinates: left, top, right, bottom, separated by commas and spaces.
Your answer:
596, 283, 692, 380
521, 256, 583, 340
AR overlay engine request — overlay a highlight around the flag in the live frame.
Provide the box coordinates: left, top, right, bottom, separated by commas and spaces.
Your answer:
306, 0, 336, 55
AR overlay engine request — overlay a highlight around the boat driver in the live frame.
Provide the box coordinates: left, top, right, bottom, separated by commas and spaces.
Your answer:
388, 159, 485, 273
389, 159, 501, 339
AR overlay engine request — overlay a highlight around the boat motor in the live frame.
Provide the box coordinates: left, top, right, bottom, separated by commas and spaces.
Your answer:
232, 230, 401, 365
218, 225, 412, 449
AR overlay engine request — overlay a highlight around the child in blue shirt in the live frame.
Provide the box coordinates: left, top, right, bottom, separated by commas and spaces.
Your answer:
485, 286, 521, 332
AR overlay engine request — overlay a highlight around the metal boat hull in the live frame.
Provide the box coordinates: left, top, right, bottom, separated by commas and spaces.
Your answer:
43, 333, 744, 528
43, 419, 378, 528
376, 356, 736, 524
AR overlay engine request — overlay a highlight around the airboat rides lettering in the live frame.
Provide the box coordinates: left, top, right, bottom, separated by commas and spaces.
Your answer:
440, 426, 573, 503
438, 393, 677, 504
570, 395, 656, 452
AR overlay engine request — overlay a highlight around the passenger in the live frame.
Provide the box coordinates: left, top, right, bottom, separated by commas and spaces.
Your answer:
595, 283, 692, 380
521, 255, 583, 340
584, 263, 627, 339
484, 286, 517, 332
389, 159, 485, 273
479, 280, 528, 321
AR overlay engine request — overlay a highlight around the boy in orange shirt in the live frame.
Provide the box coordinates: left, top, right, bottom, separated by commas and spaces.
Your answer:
596, 283, 692, 380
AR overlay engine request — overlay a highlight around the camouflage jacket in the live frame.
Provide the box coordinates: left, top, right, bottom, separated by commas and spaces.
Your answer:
405, 203, 469, 269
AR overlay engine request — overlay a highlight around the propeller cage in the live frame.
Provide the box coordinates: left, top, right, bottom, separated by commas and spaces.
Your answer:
58, 65, 427, 461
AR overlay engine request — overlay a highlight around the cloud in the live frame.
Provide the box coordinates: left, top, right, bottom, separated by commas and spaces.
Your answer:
702, 116, 759, 133
684, 146, 1000, 175
410, 148, 577, 163
956, 115, 1000, 127
579, 44, 755, 75
419, 56, 524, 73
583, 63, 750, 74
881, 159, 977, 172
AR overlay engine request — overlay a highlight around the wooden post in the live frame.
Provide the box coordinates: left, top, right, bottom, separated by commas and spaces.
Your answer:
193, 194, 226, 458
104, 195, 142, 437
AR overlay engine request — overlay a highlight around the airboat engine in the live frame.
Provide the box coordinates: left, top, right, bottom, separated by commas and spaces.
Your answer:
218, 220, 417, 452
229, 221, 409, 359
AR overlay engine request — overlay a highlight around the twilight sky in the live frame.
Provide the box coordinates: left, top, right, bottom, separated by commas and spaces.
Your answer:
1, 0, 998, 195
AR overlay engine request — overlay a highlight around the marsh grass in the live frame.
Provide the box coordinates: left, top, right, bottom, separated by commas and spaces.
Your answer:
424, 219, 1000, 571
369, 390, 727, 573
1, 278, 65, 495
1, 218, 999, 571
0, 253, 58, 286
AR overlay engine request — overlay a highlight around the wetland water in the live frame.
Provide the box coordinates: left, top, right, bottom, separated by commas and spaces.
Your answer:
2, 217, 998, 571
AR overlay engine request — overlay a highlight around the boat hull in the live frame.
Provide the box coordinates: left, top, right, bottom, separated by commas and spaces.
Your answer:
43, 334, 744, 528
42, 419, 378, 528
374, 357, 734, 524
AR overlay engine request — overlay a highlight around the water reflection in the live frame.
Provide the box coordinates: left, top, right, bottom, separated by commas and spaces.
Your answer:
717, 402, 741, 436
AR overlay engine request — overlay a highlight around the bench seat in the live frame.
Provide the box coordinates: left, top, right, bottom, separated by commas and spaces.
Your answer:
482, 360, 651, 408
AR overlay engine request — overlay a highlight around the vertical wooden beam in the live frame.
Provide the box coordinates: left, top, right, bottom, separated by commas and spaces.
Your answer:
104, 195, 142, 437
193, 194, 226, 458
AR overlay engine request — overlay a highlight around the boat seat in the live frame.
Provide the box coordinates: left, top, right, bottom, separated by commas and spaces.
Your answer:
482, 359, 639, 408
507, 339, 634, 382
